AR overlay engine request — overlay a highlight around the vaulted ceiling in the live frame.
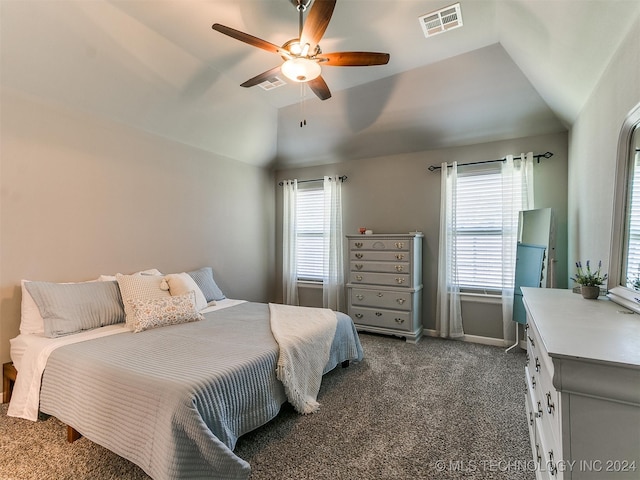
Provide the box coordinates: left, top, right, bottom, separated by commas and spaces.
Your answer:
2, 1, 639, 168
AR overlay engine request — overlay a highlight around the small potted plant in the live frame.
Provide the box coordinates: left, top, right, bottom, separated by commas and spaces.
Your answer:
571, 260, 607, 299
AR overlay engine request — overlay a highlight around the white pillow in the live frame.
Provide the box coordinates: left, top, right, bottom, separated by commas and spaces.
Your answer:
116, 273, 171, 329
129, 292, 204, 333
99, 268, 162, 282
20, 280, 45, 335
165, 273, 209, 311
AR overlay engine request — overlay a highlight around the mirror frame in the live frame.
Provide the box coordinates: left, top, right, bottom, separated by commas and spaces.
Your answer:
608, 101, 640, 312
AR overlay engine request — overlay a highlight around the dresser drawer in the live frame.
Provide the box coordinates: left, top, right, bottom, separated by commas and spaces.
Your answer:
350, 261, 410, 274
350, 250, 409, 262
525, 374, 536, 432
526, 325, 560, 437
533, 424, 553, 480
526, 320, 554, 381
349, 238, 410, 251
350, 306, 412, 332
526, 366, 544, 425
537, 419, 560, 479
350, 288, 412, 311
537, 372, 560, 448
350, 271, 410, 287
526, 371, 557, 480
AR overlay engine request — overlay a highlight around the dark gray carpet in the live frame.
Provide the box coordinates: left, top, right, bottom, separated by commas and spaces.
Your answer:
1, 333, 534, 479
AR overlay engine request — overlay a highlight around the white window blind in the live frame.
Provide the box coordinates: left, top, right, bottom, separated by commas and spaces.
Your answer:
625, 153, 640, 288
456, 167, 522, 290
296, 187, 324, 281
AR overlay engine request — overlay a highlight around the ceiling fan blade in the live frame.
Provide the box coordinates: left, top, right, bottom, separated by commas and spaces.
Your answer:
212, 23, 288, 57
319, 52, 390, 66
300, 0, 336, 49
307, 75, 332, 101
240, 65, 283, 88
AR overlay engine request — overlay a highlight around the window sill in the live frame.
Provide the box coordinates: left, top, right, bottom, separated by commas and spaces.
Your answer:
297, 280, 323, 289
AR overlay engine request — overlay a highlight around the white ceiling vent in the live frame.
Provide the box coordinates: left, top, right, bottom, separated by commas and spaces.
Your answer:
258, 76, 287, 91
419, 3, 463, 38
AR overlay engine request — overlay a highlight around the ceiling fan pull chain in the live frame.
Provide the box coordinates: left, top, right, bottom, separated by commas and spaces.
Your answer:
297, 1, 306, 39
300, 82, 307, 128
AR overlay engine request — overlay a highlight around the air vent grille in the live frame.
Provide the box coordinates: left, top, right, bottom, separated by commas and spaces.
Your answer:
258, 76, 286, 90
419, 3, 463, 38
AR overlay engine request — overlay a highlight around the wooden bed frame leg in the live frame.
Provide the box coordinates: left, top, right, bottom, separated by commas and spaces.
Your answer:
3, 362, 18, 404
341, 360, 350, 368
67, 426, 82, 443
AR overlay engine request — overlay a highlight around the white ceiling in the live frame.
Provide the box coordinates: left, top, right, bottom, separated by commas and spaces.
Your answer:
2, 1, 639, 168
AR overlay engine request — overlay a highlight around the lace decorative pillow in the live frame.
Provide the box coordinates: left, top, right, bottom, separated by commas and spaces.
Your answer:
129, 291, 204, 333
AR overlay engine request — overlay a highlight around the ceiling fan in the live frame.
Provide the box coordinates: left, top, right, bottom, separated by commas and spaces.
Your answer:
212, 0, 390, 101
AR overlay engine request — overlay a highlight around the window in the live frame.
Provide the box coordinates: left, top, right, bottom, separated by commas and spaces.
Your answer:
455, 166, 523, 291
282, 175, 344, 308
296, 186, 324, 281
625, 152, 640, 288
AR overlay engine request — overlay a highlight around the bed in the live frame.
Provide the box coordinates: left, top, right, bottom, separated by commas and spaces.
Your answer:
7, 269, 363, 480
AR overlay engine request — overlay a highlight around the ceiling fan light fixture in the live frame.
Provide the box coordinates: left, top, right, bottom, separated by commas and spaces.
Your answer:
281, 57, 321, 82
288, 41, 303, 55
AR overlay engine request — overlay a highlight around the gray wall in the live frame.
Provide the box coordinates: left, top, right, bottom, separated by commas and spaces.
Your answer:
568, 15, 640, 281
274, 131, 568, 341
0, 88, 276, 364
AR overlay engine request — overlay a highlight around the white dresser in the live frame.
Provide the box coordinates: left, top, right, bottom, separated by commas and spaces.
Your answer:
521, 288, 640, 479
346, 233, 423, 343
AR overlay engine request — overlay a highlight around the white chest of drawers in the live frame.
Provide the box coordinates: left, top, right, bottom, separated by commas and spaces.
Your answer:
521, 288, 640, 480
346, 233, 423, 343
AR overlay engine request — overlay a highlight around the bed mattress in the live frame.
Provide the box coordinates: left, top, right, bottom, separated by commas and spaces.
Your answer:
18, 301, 362, 480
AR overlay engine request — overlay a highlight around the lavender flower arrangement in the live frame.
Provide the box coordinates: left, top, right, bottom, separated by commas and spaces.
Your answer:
571, 260, 608, 287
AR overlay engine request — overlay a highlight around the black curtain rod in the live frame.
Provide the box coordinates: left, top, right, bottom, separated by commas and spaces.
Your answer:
278, 175, 347, 186
427, 151, 554, 172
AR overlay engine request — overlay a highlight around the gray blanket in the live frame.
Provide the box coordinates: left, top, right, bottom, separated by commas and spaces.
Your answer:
38, 302, 363, 479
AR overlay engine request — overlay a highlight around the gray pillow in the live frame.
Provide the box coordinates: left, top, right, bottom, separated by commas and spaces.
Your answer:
25, 280, 125, 338
187, 267, 226, 302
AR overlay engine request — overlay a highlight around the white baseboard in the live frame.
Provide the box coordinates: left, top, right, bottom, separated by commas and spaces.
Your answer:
421, 328, 525, 349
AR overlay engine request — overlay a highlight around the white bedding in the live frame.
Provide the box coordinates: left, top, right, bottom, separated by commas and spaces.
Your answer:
8, 298, 247, 421
269, 303, 337, 414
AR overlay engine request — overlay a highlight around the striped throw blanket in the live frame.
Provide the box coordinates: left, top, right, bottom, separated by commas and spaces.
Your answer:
269, 303, 338, 414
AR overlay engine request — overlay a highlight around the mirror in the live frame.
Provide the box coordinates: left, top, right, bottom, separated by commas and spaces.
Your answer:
518, 208, 554, 287
607, 102, 640, 312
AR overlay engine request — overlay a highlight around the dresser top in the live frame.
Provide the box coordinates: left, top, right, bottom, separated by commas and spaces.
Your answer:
521, 288, 640, 368
346, 232, 424, 239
